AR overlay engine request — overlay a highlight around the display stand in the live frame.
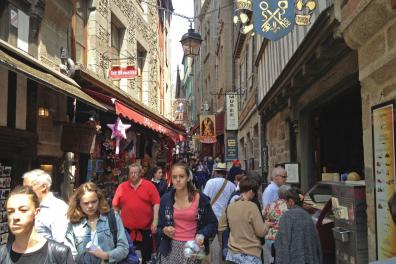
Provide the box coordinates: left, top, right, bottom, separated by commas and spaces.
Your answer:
0, 163, 11, 245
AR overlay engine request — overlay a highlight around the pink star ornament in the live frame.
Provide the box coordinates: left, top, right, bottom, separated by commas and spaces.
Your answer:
107, 117, 131, 154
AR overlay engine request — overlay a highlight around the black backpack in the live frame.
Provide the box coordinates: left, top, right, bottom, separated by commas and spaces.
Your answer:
107, 209, 139, 264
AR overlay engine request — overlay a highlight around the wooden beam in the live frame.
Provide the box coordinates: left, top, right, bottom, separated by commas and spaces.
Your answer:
290, 77, 305, 90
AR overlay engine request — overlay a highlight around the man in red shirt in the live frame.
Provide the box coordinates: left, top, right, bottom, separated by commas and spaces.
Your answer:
113, 163, 160, 264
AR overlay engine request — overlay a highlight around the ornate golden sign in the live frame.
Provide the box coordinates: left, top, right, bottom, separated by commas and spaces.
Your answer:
295, 0, 317, 26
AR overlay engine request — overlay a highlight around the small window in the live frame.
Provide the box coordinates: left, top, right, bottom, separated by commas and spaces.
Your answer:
72, 0, 87, 65
137, 42, 147, 100
110, 15, 125, 88
111, 22, 122, 64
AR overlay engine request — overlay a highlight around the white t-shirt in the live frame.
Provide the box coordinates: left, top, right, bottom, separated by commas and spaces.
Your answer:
203, 178, 235, 220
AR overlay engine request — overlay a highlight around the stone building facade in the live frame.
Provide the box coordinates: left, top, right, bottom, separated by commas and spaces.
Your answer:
0, 0, 106, 194
341, 0, 396, 261
0, 0, 177, 199
252, 0, 396, 261
233, 23, 261, 175
80, 0, 161, 111
158, 0, 173, 119
192, 0, 234, 159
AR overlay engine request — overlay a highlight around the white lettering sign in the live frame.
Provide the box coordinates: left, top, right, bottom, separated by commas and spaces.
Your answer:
226, 93, 239, 130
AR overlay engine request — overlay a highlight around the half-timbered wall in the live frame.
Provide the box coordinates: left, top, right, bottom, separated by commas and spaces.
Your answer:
257, 0, 333, 102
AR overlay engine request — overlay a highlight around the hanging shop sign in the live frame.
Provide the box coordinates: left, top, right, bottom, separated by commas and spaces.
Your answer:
253, 0, 295, 41
226, 93, 239, 130
234, 0, 254, 35
199, 115, 216, 144
61, 123, 97, 154
174, 99, 187, 122
235, 0, 318, 40
226, 137, 238, 161
295, 0, 317, 26
372, 101, 396, 260
109, 66, 138, 79
235, 0, 252, 11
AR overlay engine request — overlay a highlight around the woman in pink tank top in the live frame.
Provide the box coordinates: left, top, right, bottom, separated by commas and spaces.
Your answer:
157, 162, 218, 263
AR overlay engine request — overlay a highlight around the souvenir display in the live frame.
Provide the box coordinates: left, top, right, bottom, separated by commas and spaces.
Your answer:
0, 163, 11, 245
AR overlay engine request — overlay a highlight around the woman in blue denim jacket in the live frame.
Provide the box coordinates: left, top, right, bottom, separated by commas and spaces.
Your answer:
157, 162, 218, 263
65, 182, 128, 264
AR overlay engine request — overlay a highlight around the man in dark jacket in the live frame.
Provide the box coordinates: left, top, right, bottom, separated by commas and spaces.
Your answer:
228, 160, 243, 183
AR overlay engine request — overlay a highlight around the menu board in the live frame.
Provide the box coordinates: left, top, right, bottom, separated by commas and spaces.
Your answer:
284, 162, 300, 184
372, 101, 396, 260
0, 164, 11, 245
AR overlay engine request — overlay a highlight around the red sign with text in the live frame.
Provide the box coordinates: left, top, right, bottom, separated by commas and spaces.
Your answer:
109, 66, 138, 79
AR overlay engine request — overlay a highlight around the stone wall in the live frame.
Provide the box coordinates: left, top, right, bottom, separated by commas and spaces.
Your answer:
238, 110, 260, 176
265, 108, 291, 181
38, 0, 71, 71
36, 0, 70, 158
341, 0, 396, 261
88, 0, 160, 111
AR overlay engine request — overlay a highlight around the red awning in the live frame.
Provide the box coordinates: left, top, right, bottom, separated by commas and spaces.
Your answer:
115, 101, 180, 143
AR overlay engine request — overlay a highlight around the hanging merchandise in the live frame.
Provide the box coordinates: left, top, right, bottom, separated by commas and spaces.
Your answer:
107, 117, 131, 154
0, 163, 11, 245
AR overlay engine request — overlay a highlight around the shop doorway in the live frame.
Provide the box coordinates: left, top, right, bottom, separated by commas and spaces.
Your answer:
311, 86, 364, 183
201, 143, 213, 158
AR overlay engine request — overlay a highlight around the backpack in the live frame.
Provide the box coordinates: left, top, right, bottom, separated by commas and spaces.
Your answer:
107, 209, 140, 264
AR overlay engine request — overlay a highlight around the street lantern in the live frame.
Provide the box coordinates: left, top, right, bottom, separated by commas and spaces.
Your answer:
180, 26, 203, 57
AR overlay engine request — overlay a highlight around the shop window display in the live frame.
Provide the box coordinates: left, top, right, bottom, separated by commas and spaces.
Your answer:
84, 118, 173, 195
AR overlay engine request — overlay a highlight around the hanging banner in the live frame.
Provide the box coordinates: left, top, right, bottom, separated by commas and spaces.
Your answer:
372, 101, 396, 260
174, 99, 187, 123
200, 115, 216, 144
226, 93, 239, 130
226, 137, 238, 161
252, 0, 295, 41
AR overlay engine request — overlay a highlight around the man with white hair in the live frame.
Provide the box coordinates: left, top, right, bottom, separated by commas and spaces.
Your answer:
262, 165, 288, 208
23, 169, 68, 243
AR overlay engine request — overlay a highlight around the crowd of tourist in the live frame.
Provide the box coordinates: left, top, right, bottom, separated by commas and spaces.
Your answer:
5, 157, 395, 264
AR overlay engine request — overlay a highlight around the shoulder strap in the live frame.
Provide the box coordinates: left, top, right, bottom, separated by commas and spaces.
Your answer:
107, 209, 118, 246
225, 205, 230, 229
210, 179, 228, 206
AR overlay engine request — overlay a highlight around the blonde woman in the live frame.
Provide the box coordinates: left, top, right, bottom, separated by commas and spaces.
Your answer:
65, 182, 128, 263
